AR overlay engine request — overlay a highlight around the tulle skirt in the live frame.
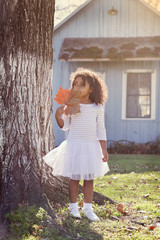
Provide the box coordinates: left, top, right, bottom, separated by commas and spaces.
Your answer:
43, 140, 109, 180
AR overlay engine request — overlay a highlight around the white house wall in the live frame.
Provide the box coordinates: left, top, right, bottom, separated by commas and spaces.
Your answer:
52, 0, 160, 146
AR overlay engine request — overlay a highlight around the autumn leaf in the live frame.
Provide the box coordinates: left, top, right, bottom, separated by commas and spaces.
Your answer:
79, 199, 84, 207
143, 194, 149, 198
117, 204, 124, 214
149, 225, 156, 230
65, 89, 81, 115
117, 204, 129, 215
54, 87, 70, 105
54, 87, 81, 115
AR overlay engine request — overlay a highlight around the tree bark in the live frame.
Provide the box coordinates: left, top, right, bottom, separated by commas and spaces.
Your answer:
0, 0, 56, 220
0, 0, 116, 224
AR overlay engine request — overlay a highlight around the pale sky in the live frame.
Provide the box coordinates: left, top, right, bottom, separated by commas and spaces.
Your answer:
54, 0, 87, 26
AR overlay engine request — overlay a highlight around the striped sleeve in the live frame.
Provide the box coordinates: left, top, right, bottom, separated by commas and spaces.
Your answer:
97, 105, 107, 140
61, 114, 71, 131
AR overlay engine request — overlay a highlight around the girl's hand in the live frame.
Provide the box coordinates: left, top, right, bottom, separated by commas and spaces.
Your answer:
99, 140, 109, 162
55, 106, 65, 128
55, 106, 65, 119
102, 149, 109, 162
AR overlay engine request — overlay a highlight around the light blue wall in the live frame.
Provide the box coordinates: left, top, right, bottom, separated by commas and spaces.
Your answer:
52, 0, 160, 146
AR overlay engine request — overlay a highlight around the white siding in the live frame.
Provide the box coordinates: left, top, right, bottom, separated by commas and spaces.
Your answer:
53, 0, 160, 145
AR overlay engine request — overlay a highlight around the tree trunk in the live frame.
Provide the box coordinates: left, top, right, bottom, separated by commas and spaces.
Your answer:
0, 0, 116, 224
0, 0, 56, 221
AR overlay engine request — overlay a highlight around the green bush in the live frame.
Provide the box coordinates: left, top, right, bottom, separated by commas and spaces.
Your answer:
108, 137, 160, 154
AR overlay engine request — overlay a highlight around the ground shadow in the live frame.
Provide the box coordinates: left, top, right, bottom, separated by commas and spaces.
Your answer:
61, 214, 103, 240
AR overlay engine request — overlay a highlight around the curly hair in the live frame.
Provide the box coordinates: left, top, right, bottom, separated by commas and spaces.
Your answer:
70, 68, 108, 105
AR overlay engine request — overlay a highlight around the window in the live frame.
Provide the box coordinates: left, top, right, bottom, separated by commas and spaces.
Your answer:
122, 70, 156, 120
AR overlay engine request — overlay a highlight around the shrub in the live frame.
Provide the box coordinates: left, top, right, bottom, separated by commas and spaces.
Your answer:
108, 137, 160, 154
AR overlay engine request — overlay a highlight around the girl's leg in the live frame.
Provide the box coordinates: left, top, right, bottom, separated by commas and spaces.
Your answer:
82, 180, 100, 221
69, 179, 80, 203
83, 180, 93, 203
68, 179, 81, 218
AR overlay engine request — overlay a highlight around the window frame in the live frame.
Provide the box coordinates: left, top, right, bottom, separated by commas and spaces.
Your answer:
122, 69, 156, 120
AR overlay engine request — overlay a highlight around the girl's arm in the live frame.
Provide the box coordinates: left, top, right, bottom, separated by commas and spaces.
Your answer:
55, 106, 71, 130
99, 140, 109, 162
97, 106, 109, 162
55, 106, 65, 128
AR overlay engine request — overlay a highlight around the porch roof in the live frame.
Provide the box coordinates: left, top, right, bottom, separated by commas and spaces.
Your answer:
58, 36, 160, 61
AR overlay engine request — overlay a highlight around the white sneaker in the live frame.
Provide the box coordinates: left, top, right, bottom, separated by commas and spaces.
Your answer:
69, 207, 81, 218
82, 208, 100, 221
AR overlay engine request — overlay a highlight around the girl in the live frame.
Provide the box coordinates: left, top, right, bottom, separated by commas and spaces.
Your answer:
43, 68, 109, 221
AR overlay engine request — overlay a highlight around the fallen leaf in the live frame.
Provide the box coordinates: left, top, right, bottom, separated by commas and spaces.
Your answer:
117, 204, 124, 214
117, 204, 129, 215
129, 187, 136, 190
79, 200, 84, 207
143, 194, 150, 198
149, 225, 156, 230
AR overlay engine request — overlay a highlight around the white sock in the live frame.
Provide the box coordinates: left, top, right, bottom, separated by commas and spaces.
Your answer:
69, 202, 78, 209
83, 203, 92, 210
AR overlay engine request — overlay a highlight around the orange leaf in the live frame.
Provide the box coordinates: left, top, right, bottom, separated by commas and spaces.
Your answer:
54, 87, 70, 105
79, 200, 84, 207
149, 225, 156, 230
54, 87, 81, 115
117, 204, 124, 214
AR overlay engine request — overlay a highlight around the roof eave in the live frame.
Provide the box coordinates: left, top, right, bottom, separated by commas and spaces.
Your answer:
59, 57, 160, 62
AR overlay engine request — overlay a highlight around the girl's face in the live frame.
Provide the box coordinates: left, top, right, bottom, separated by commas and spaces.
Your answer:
72, 77, 92, 99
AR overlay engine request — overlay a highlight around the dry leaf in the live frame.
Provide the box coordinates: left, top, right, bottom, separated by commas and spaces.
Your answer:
143, 194, 149, 198
79, 200, 84, 207
54, 87, 70, 105
117, 204, 129, 215
65, 89, 81, 115
54, 87, 81, 115
117, 204, 124, 214
129, 187, 136, 190
149, 225, 156, 230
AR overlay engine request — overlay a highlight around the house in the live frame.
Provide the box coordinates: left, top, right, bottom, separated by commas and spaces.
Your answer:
52, 0, 160, 146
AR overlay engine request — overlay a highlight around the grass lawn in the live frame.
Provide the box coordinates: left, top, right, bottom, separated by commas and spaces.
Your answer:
4, 154, 160, 240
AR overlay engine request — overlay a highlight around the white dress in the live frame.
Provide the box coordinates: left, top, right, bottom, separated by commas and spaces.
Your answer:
43, 103, 109, 180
